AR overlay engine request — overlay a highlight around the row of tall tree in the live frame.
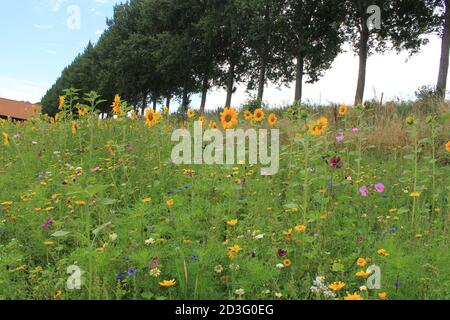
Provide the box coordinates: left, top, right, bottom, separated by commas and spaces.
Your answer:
41, 0, 450, 116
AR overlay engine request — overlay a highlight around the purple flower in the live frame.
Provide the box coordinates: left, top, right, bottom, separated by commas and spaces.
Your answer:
352, 127, 359, 133
127, 268, 136, 276
13, 133, 21, 139
116, 274, 125, 280
336, 133, 345, 142
41, 218, 54, 228
150, 257, 159, 269
330, 156, 342, 169
91, 166, 100, 173
374, 182, 385, 193
278, 249, 287, 257
359, 186, 369, 197
390, 227, 398, 233
357, 236, 365, 242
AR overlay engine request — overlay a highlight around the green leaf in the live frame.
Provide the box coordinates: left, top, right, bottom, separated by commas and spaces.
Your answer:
51, 230, 70, 237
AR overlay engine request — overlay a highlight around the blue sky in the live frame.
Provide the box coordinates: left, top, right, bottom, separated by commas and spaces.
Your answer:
0, 1, 448, 108
0, 0, 120, 103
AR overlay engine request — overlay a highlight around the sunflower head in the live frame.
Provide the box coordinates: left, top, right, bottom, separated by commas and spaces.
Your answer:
144, 109, 161, 128
253, 108, 265, 122
244, 110, 253, 121
268, 113, 277, 126
220, 107, 239, 129
187, 109, 195, 119
58, 96, 65, 110
338, 104, 348, 116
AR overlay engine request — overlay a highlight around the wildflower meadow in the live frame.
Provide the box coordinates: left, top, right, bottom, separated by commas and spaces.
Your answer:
0, 92, 449, 301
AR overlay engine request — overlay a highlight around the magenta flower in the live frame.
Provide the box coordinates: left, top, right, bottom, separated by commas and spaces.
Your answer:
374, 182, 385, 193
352, 128, 359, 133
42, 218, 54, 228
336, 133, 345, 142
359, 186, 369, 197
91, 166, 100, 173
330, 156, 342, 169
13, 133, 22, 139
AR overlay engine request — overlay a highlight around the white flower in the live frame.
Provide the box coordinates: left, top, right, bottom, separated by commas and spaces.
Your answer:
276, 264, 285, 269
150, 268, 161, 278
145, 238, 156, 245
109, 233, 118, 242
254, 234, 264, 239
235, 289, 245, 296
359, 286, 368, 291
275, 292, 283, 299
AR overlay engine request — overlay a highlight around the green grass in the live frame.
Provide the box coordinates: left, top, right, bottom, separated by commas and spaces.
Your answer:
0, 103, 449, 300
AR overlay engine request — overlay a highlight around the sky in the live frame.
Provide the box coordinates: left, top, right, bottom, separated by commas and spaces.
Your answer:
0, 0, 448, 110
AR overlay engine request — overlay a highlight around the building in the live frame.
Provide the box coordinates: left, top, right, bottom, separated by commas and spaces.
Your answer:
0, 97, 40, 121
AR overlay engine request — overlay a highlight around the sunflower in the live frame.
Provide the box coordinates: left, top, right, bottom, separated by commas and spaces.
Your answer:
77, 107, 87, 117
209, 120, 218, 129
220, 107, 239, 129
58, 96, 65, 110
112, 94, 123, 115
198, 116, 205, 125
338, 104, 348, 116
244, 110, 253, 121
268, 113, 277, 126
445, 140, 450, 152
71, 121, 78, 135
253, 108, 265, 122
187, 108, 195, 119
2, 132, 9, 146
316, 117, 329, 129
307, 124, 324, 136
144, 108, 161, 128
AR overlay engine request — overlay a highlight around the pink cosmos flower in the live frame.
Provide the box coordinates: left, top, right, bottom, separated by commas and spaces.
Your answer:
336, 133, 345, 142
374, 182, 385, 193
42, 218, 54, 228
352, 128, 359, 133
359, 186, 369, 197
91, 166, 100, 173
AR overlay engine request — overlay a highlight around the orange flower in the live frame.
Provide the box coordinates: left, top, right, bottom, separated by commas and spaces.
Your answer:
328, 281, 346, 291
220, 107, 239, 129
268, 113, 277, 126
356, 258, 367, 267
283, 259, 292, 267
344, 292, 363, 300
166, 199, 174, 207
445, 141, 450, 152
159, 279, 176, 287
253, 108, 265, 122
338, 104, 347, 116
295, 225, 306, 232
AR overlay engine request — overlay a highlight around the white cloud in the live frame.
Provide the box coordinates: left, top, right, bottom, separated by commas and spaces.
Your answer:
0, 77, 50, 104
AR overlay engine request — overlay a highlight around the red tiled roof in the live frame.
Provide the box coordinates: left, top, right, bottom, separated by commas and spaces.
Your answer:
0, 97, 40, 120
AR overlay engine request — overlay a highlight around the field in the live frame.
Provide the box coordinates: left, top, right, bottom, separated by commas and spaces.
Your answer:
0, 95, 449, 300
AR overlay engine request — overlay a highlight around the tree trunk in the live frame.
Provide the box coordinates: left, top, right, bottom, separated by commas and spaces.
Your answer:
225, 62, 235, 107
165, 96, 171, 108
200, 75, 209, 114
437, 0, 450, 99
152, 96, 157, 111
294, 54, 304, 104
182, 89, 190, 111
257, 58, 267, 101
354, 9, 370, 106
141, 94, 147, 116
